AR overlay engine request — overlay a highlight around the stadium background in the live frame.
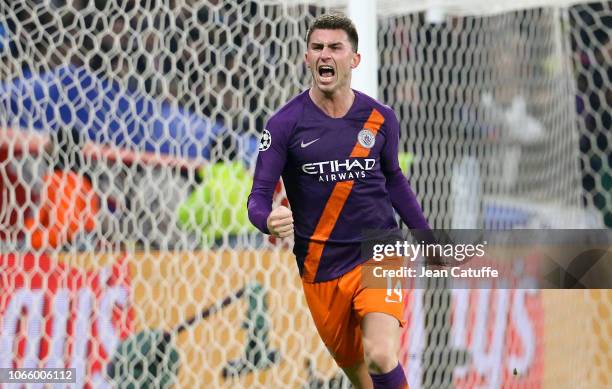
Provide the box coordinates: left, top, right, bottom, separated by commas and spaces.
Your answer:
0, 0, 611, 388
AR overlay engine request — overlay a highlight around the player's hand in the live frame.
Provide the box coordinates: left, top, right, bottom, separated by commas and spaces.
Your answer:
267, 206, 294, 238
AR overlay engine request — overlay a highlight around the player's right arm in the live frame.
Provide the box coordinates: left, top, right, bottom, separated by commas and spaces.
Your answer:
266, 205, 293, 238
247, 118, 293, 237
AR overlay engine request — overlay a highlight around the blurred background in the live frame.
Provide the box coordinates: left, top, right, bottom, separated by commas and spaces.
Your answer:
0, 1, 610, 388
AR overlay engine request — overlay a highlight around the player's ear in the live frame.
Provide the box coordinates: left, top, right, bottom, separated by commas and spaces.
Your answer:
351, 52, 361, 69
304, 52, 310, 68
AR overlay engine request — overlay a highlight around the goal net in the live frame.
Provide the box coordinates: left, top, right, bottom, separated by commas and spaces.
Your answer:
0, 0, 610, 388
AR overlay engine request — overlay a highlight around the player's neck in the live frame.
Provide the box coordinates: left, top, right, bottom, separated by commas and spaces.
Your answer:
309, 87, 355, 119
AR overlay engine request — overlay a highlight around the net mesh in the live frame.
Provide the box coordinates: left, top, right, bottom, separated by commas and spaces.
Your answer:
378, 6, 597, 229
0, 1, 610, 388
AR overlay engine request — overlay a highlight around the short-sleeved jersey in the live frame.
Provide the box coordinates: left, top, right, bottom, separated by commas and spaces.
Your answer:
248, 89, 429, 282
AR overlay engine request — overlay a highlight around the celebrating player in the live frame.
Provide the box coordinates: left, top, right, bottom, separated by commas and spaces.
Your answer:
248, 13, 430, 389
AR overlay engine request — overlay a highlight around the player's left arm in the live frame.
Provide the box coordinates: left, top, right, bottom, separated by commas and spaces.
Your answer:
380, 109, 430, 231
380, 113, 451, 267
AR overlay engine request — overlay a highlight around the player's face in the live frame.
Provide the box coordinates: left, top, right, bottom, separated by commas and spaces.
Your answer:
305, 29, 360, 96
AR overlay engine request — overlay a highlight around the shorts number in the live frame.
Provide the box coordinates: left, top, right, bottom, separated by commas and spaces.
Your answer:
385, 277, 403, 303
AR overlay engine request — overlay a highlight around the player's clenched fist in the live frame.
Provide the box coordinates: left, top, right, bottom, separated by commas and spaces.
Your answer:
267, 206, 294, 238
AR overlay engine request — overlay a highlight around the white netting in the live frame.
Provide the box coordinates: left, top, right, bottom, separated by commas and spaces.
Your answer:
0, 1, 610, 388
379, 5, 595, 230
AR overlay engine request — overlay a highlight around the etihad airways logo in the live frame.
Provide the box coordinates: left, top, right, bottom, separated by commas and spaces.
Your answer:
302, 158, 376, 182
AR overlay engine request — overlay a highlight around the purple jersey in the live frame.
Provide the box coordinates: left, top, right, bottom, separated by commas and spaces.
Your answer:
248, 90, 430, 282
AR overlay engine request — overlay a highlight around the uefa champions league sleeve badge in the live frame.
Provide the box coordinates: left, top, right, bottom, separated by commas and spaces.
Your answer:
259, 129, 272, 151
358, 129, 376, 149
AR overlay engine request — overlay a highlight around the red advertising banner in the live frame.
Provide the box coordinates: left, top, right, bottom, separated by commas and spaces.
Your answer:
400, 288, 544, 389
0, 253, 134, 388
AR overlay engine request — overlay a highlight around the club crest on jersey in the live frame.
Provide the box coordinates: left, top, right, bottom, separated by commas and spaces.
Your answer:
259, 129, 272, 151
358, 129, 376, 149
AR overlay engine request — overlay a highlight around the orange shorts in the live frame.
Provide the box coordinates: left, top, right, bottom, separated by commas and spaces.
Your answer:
302, 264, 405, 368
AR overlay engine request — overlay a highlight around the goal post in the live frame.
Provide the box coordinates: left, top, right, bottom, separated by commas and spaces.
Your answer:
348, 0, 379, 99
0, 1, 610, 388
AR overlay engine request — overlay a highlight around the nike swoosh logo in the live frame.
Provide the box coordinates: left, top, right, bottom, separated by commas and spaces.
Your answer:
300, 138, 320, 148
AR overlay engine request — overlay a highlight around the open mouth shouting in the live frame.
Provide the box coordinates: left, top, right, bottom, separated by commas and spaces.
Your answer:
317, 64, 336, 84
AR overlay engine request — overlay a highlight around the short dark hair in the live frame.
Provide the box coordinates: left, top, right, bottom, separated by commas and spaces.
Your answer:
306, 13, 358, 52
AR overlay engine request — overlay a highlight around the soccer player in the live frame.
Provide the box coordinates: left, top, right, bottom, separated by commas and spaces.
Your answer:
248, 13, 430, 389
